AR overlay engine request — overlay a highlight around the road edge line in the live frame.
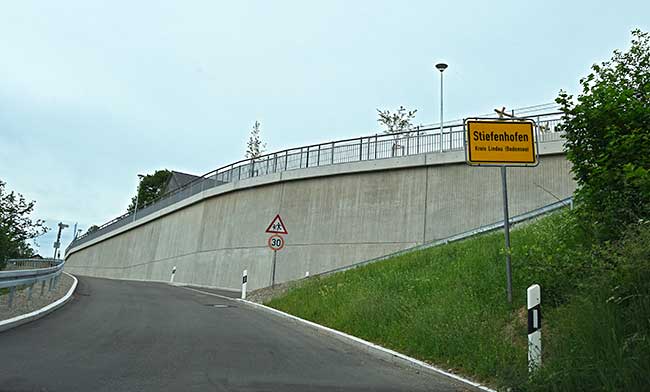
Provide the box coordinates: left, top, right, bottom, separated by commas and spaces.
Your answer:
181, 286, 495, 392
0, 272, 78, 333
182, 286, 239, 300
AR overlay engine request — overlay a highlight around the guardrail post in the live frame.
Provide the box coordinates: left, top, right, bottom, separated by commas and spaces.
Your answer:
48, 277, 53, 292
28, 283, 34, 302
359, 138, 363, 161
306, 147, 310, 168
331, 142, 335, 165
41, 280, 46, 296
367, 138, 371, 160
375, 135, 378, 159
317, 145, 321, 166
8, 286, 15, 307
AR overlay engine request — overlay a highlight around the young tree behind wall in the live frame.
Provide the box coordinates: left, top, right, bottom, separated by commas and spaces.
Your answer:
0, 180, 49, 268
377, 106, 418, 156
127, 170, 173, 213
557, 29, 650, 241
245, 121, 266, 159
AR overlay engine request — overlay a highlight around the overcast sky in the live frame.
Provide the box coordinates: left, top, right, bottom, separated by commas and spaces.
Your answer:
1, 0, 648, 255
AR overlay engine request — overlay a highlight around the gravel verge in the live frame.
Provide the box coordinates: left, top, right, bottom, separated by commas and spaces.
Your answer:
0, 274, 74, 321
247, 278, 306, 304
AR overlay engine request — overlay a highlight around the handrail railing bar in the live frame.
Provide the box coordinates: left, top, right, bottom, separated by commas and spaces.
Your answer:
68, 110, 564, 249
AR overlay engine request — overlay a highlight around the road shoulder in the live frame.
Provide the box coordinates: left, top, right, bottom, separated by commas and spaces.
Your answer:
0, 272, 78, 333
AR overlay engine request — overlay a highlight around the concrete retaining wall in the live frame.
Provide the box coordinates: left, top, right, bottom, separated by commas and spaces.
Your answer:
65, 142, 575, 291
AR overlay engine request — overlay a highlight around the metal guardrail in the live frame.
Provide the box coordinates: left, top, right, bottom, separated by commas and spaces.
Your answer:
68, 107, 565, 251
317, 197, 574, 278
1, 259, 65, 308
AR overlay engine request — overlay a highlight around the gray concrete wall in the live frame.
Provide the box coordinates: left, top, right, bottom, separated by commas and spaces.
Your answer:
65, 142, 575, 291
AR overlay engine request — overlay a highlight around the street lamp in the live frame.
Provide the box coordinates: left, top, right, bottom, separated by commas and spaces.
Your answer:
53, 222, 69, 259
133, 174, 145, 222
435, 62, 448, 152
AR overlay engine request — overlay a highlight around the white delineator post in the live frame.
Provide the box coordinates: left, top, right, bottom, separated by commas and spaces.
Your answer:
527, 284, 542, 372
241, 269, 248, 300
170, 266, 176, 283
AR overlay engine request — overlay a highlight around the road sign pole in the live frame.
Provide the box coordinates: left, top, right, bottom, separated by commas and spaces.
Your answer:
270, 250, 277, 287
501, 165, 513, 304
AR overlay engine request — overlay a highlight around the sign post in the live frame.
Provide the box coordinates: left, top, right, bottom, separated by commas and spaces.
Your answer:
465, 113, 538, 303
501, 166, 513, 303
266, 215, 288, 286
267, 234, 285, 286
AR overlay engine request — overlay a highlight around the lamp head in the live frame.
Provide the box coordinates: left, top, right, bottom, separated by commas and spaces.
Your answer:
435, 62, 448, 72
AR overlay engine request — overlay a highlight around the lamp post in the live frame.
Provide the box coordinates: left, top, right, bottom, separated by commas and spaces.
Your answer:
53, 222, 69, 259
133, 174, 145, 222
435, 62, 448, 152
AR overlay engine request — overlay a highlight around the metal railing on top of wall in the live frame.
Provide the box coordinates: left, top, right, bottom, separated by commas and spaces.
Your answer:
67, 109, 565, 252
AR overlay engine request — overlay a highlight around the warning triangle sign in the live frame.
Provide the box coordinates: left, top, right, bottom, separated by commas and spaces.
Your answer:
265, 214, 288, 234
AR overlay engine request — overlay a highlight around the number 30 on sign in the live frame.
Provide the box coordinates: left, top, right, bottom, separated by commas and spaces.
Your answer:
268, 235, 285, 251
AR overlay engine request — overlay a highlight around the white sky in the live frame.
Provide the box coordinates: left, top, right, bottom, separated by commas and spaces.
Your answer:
1, 0, 648, 253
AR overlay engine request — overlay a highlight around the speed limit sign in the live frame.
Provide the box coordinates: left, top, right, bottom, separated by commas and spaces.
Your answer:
267, 234, 285, 251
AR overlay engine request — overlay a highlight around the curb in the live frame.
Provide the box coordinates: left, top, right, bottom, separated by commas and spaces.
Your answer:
181, 286, 496, 392
0, 272, 78, 333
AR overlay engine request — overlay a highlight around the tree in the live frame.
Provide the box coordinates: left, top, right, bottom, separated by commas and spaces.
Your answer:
245, 121, 266, 159
0, 180, 48, 267
557, 29, 650, 241
127, 170, 173, 213
377, 106, 418, 136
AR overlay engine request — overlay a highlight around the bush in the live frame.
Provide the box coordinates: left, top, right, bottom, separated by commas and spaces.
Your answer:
557, 29, 650, 242
511, 212, 594, 306
524, 220, 650, 391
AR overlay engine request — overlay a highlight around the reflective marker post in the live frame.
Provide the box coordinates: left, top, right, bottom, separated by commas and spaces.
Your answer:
527, 284, 542, 372
241, 269, 248, 300
170, 266, 176, 283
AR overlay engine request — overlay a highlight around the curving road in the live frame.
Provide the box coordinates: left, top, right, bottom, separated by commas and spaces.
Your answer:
0, 276, 475, 392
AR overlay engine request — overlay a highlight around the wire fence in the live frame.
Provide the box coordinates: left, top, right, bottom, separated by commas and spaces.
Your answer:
68, 109, 565, 251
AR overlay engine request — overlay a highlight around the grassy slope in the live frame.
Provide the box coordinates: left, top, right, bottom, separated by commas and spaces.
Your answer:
267, 212, 650, 390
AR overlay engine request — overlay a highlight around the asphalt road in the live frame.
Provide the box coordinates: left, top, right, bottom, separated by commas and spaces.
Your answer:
0, 276, 475, 392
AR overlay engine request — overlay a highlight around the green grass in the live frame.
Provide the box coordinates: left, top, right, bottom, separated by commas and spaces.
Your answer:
267, 212, 650, 390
